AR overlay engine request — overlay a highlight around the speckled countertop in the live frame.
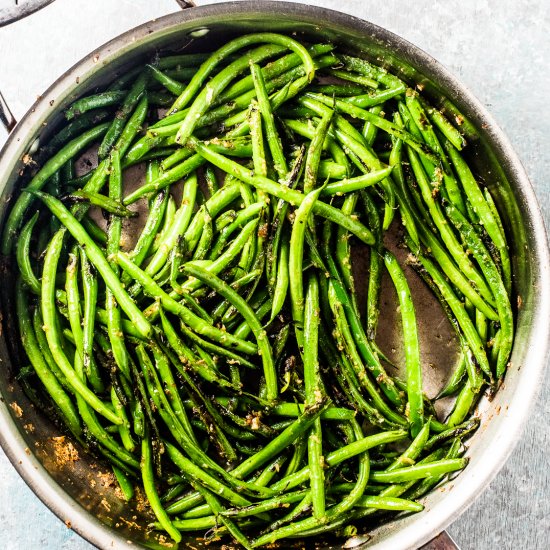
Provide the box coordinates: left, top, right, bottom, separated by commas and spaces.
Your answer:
0, 0, 548, 548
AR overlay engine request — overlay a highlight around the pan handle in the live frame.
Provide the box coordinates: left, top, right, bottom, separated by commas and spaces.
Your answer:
0, 90, 16, 135
419, 530, 460, 550
174, 0, 197, 8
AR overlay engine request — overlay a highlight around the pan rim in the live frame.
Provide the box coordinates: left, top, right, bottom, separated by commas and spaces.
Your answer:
0, 2, 548, 549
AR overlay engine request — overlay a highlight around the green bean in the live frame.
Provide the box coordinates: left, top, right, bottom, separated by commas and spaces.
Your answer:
335, 193, 358, 312
80, 216, 107, 244
356, 495, 424, 512
289, 185, 324, 350
264, 492, 312, 534
416, 223, 497, 320
303, 274, 326, 519
360, 193, 381, 341
103, 150, 132, 383
390, 111, 420, 243
39, 110, 111, 160
69, 190, 137, 218
34, 191, 152, 339
328, 286, 406, 427
270, 429, 406, 493
305, 110, 334, 193
179, 182, 243, 254
310, 83, 364, 96
169, 39, 287, 113
137, 342, 232, 474
111, 466, 134, 502
270, 403, 355, 421
386, 421, 431, 472
141, 437, 182, 543
122, 186, 168, 286
446, 378, 481, 427
384, 250, 424, 437
189, 138, 375, 245
407, 147, 495, 306
16, 212, 41, 294
338, 54, 406, 90
268, 234, 289, 323
252, 420, 370, 546
16, 280, 82, 436
123, 153, 204, 205
370, 458, 468, 483
156, 53, 212, 70
2, 122, 110, 254
160, 147, 194, 171
406, 438, 463, 500
408, 241, 492, 380
160, 140, 252, 171
122, 133, 165, 165
149, 196, 176, 258
320, 323, 387, 427
218, 43, 332, 104
181, 263, 276, 402
321, 167, 393, 196
7, 35, 516, 547
424, 102, 466, 150
198, 483, 255, 549
145, 173, 198, 278
305, 93, 439, 164
159, 310, 238, 395
116, 252, 255, 354
405, 90, 467, 214
147, 64, 186, 95
209, 202, 264, 259
164, 356, 240, 463
174, 35, 314, 144
65, 249, 104, 393
224, 58, 333, 138
98, 74, 147, 159
233, 297, 273, 342
324, 67, 378, 88
446, 205, 513, 378
159, 220, 258, 307
282, 117, 349, 171
147, 342, 196, 444
111, 387, 135, 453
297, 96, 396, 229
483, 188, 512, 296
304, 448, 447, 536
424, 417, 480, 452
77, 249, 102, 384
40, 230, 120, 424
164, 442, 251, 508
223, 488, 307, 517
202, 166, 218, 199
343, 85, 406, 109
77, 392, 139, 469
250, 62, 287, 179
232, 399, 328, 480
161, 482, 186, 505
32, 306, 70, 392
178, 319, 257, 370
325, 248, 404, 408
438, 355, 468, 399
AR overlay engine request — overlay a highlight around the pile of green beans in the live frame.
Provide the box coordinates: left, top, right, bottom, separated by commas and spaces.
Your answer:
3, 32, 513, 548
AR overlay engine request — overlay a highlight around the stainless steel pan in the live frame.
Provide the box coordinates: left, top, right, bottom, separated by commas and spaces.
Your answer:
0, 2, 548, 549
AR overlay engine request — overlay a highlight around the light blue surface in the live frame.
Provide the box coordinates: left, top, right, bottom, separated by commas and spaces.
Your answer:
0, 1, 548, 549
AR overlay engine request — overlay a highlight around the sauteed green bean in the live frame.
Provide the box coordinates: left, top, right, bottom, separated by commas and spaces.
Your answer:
3, 32, 513, 547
